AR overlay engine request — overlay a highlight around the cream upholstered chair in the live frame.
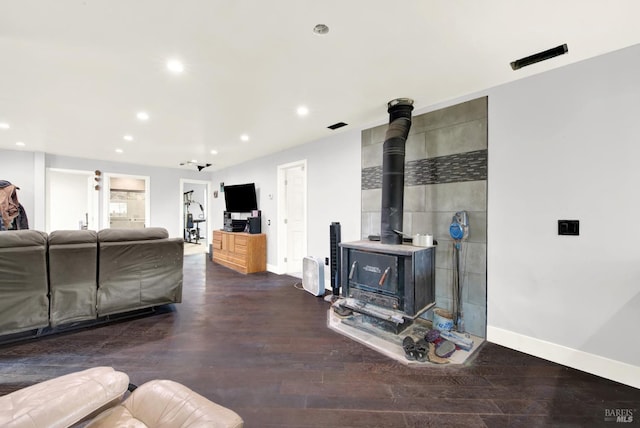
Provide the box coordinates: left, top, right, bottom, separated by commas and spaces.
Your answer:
0, 367, 243, 428
0, 367, 128, 427
86, 379, 243, 428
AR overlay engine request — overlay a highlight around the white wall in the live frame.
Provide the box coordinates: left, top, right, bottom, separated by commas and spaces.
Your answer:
211, 129, 362, 271
487, 44, 640, 387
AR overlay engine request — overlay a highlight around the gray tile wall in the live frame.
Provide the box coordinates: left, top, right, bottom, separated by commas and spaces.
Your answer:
360, 97, 488, 337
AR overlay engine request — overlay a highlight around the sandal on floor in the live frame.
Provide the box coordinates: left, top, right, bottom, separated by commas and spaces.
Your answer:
402, 336, 417, 361
333, 305, 353, 317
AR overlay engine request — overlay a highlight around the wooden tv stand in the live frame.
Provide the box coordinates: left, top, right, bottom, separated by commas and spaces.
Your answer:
211, 230, 266, 274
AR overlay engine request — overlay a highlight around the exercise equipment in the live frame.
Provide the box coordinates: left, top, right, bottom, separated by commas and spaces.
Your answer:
183, 190, 206, 244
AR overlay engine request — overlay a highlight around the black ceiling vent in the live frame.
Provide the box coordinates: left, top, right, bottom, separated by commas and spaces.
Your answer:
327, 122, 348, 130
511, 44, 568, 70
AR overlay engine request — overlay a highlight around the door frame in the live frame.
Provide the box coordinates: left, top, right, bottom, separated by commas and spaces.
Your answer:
179, 178, 212, 251
102, 173, 150, 229
276, 159, 307, 275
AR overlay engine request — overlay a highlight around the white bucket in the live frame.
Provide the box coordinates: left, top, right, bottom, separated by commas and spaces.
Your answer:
433, 308, 454, 331
412, 234, 433, 247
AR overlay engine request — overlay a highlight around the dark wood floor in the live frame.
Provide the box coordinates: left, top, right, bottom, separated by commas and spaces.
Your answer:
1, 254, 638, 427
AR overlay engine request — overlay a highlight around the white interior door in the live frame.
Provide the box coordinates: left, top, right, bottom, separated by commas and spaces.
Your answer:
46, 169, 99, 232
284, 163, 306, 275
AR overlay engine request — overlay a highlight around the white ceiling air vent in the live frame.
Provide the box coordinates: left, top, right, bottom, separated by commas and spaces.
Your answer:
302, 256, 325, 297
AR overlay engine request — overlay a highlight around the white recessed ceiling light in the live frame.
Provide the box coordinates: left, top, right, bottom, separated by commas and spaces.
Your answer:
190, 159, 198, 163
166, 59, 185, 74
296, 105, 309, 116
15, 141, 25, 147
0, 123, 9, 129
210, 149, 218, 155
136, 111, 149, 121
240, 134, 249, 142
123, 135, 133, 141
115, 148, 123, 154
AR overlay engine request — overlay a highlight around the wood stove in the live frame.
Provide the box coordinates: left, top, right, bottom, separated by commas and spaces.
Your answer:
339, 241, 435, 331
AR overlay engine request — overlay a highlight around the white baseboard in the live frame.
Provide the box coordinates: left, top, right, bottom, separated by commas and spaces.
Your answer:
487, 326, 640, 389
266, 263, 283, 274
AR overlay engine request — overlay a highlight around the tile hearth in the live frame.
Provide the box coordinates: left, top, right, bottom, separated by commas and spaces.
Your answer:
328, 309, 484, 366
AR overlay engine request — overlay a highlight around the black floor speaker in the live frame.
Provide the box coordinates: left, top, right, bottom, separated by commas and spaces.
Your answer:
330, 221, 341, 295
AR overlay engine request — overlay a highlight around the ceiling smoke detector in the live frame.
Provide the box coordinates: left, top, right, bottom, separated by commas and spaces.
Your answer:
313, 24, 329, 35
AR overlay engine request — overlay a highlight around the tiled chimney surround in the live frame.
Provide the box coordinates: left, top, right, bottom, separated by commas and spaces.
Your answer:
361, 97, 487, 337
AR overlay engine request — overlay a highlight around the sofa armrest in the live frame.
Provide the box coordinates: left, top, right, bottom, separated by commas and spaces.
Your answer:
86, 379, 243, 428
0, 367, 129, 428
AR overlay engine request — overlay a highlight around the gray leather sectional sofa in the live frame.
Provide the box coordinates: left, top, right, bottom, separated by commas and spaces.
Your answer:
0, 227, 183, 339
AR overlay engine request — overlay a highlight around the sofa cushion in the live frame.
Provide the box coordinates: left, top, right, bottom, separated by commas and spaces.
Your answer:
48, 230, 99, 327
86, 379, 243, 428
97, 228, 183, 316
0, 366, 129, 428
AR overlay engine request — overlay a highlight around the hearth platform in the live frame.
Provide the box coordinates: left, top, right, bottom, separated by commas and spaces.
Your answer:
328, 309, 484, 366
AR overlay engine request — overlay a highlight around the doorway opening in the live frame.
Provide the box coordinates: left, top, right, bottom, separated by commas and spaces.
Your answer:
102, 173, 150, 229
180, 179, 211, 255
45, 168, 99, 232
277, 160, 307, 276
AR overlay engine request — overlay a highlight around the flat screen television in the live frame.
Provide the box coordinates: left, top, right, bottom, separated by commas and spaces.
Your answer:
224, 183, 258, 213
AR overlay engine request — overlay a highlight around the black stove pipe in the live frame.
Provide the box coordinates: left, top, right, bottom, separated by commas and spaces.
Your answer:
380, 98, 414, 245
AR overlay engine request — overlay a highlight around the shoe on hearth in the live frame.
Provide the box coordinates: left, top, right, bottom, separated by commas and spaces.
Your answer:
402, 336, 417, 361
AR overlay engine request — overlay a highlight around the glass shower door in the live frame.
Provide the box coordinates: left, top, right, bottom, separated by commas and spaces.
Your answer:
108, 176, 147, 229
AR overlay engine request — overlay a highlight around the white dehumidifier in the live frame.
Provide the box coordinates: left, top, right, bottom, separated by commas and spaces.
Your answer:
302, 256, 325, 297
